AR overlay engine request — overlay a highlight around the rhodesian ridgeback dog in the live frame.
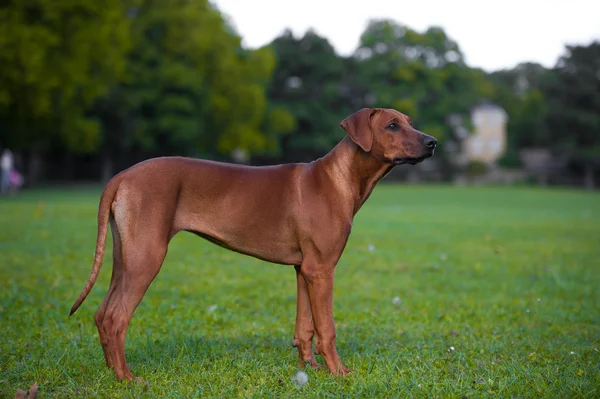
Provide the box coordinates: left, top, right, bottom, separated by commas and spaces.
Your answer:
69, 108, 437, 380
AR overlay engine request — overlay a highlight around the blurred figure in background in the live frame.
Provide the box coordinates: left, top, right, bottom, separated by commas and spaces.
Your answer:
10, 166, 24, 194
1, 148, 14, 195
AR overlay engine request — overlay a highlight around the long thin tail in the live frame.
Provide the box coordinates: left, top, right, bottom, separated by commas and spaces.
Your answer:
69, 179, 120, 316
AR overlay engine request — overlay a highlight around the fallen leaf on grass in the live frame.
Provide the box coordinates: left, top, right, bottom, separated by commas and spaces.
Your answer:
14, 382, 38, 399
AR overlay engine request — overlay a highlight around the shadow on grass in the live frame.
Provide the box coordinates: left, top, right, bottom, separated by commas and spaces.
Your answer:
118, 324, 411, 378
122, 332, 296, 375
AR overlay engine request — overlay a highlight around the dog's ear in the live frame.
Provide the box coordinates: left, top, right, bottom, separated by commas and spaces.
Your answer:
340, 108, 377, 152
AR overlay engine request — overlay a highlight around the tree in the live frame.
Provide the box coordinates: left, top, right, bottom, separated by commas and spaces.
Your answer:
265, 29, 350, 162
0, 0, 133, 181
489, 63, 553, 152
545, 42, 600, 189
96, 0, 293, 179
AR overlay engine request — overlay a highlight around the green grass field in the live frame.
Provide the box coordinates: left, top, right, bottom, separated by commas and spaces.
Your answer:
1, 184, 599, 398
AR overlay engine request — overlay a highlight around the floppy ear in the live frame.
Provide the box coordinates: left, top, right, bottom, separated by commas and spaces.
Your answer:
340, 108, 376, 152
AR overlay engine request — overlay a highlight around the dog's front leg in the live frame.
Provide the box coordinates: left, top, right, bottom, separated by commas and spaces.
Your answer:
299, 263, 352, 376
293, 265, 322, 369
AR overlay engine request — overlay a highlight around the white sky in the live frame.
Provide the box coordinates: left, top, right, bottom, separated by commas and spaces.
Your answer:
212, 0, 600, 72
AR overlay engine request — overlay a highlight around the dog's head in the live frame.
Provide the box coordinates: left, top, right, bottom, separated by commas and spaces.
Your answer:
340, 108, 437, 165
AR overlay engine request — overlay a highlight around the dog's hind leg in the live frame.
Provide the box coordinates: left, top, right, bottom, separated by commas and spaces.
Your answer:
95, 181, 180, 381
94, 216, 123, 370
101, 233, 168, 381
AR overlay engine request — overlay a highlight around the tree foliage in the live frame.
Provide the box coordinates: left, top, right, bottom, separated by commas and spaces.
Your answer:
490, 63, 552, 150
265, 29, 350, 160
0, 0, 133, 152
98, 0, 293, 163
545, 43, 600, 162
545, 42, 600, 187
0, 0, 294, 166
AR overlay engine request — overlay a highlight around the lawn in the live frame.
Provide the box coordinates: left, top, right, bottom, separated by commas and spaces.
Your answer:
0, 184, 599, 398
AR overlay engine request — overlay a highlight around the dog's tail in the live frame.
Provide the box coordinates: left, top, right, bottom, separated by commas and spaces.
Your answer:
69, 178, 120, 316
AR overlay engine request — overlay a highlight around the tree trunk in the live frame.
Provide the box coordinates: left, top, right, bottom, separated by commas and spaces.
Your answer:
584, 164, 595, 190
27, 148, 43, 186
101, 153, 114, 184
63, 152, 74, 181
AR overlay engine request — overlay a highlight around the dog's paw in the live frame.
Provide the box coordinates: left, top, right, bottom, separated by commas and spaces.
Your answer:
302, 359, 324, 370
326, 364, 353, 376
134, 376, 148, 385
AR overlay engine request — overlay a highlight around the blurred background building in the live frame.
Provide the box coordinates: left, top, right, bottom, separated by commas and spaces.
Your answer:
465, 104, 508, 164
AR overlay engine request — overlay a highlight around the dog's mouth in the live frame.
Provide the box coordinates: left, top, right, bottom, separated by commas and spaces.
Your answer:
393, 153, 432, 166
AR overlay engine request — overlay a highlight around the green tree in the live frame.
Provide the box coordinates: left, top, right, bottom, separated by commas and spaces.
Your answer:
545, 42, 600, 189
97, 0, 292, 178
490, 63, 552, 152
0, 0, 133, 181
265, 29, 350, 162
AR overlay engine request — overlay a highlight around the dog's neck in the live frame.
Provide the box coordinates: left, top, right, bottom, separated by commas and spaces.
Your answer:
318, 137, 394, 215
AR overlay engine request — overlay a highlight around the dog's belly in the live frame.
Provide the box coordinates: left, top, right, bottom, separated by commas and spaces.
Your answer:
180, 195, 303, 265
186, 227, 303, 266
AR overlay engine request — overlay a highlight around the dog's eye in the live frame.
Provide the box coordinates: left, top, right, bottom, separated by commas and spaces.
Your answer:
387, 123, 399, 130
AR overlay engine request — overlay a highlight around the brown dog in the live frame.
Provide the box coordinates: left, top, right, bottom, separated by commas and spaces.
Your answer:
69, 108, 437, 380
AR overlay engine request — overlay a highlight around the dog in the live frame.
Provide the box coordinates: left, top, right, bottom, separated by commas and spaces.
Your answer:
69, 108, 437, 380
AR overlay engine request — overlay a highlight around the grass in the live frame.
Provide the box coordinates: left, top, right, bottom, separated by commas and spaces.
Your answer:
0, 184, 599, 398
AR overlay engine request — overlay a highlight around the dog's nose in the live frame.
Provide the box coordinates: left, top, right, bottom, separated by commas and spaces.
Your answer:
424, 136, 437, 148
